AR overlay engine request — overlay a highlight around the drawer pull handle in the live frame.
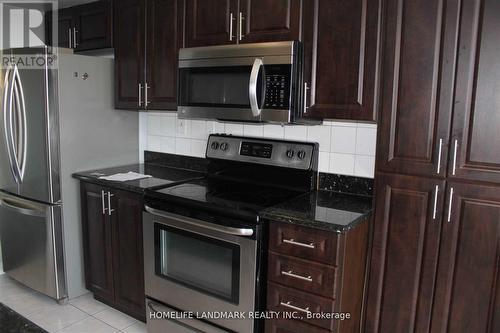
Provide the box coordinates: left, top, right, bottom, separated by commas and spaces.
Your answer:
280, 301, 311, 314
281, 270, 313, 282
283, 238, 315, 249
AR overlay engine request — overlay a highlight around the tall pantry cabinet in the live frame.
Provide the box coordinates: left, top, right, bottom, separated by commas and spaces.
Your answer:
367, 0, 500, 332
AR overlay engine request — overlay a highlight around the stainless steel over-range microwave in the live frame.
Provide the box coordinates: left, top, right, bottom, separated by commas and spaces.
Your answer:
177, 41, 304, 123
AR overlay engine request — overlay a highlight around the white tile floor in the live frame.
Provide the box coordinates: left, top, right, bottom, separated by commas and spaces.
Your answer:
0, 274, 147, 333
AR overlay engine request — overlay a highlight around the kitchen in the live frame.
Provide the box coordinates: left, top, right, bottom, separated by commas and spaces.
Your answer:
0, 0, 498, 332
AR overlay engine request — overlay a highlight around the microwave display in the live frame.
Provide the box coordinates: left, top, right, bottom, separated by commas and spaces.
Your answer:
264, 65, 291, 109
240, 142, 273, 159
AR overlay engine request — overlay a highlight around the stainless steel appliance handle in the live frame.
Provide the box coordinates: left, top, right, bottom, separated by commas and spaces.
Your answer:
279, 301, 311, 314
281, 270, 313, 282
144, 205, 254, 237
0, 196, 46, 217
68, 28, 72, 48
283, 238, 315, 249
432, 185, 439, 220
3, 66, 20, 183
249, 58, 263, 117
13, 66, 27, 180
73, 28, 78, 48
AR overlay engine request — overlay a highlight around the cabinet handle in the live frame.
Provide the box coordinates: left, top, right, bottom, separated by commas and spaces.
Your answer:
73, 28, 78, 48
145, 82, 150, 107
68, 28, 72, 49
452, 139, 458, 175
279, 301, 311, 314
239, 12, 244, 40
282, 238, 315, 249
229, 13, 235, 41
432, 185, 439, 220
101, 190, 108, 215
436, 138, 443, 174
303, 82, 309, 114
447, 187, 454, 222
107, 191, 115, 216
281, 270, 313, 282
138, 83, 143, 107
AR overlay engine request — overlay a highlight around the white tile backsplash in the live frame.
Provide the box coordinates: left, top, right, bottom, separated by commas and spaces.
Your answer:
142, 112, 377, 178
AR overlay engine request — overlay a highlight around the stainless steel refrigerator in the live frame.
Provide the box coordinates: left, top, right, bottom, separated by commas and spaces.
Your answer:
0, 47, 138, 301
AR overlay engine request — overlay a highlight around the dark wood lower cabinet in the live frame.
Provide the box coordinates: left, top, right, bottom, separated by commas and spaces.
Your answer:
80, 182, 145, 321
430, 182, 500, 333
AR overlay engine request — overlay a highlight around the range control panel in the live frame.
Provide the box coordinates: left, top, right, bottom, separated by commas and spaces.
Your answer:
263, 65, 291, 110
206, 134, 316, 170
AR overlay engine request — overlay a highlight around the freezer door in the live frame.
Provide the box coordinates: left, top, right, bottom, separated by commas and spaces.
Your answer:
0, 47, 60, 204
0, 191, 67, 300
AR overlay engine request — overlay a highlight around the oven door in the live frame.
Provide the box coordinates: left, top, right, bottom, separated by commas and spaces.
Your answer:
143, 206, 257, 333
178, 56, 294, 123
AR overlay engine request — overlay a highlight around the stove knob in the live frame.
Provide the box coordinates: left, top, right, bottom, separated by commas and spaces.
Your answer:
211, 141, 220, 150
286, 149, 295, 158
220, 142, 229, 151
297, 150, 306, 159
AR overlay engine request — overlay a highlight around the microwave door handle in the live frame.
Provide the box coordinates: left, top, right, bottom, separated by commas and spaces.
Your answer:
249, 58, 263, 117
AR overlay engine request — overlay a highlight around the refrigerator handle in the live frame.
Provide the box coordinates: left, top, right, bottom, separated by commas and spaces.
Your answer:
0, 196, 46, 218
13, 65, 28, 181
3, 65, 21, 183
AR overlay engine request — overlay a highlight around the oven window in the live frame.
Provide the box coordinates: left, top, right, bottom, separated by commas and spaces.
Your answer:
154, 224, 240, 304
179, 66, 263, 108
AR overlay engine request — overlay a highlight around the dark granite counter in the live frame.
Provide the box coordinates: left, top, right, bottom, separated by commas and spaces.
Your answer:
73, 163, 205, 193
261, 190, 373, 233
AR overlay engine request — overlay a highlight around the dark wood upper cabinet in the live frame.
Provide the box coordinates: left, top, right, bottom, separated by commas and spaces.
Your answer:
146, 0, 183, 110
114, 0, 145, 109
45, 1, 112, 51
365, 173, 446, 333
74, 0, 113, 51
376, 0, 460, 178
448, 0, 500, 185
80, 183, 114, 304
301, 0, 382, 122
110, 189, 145, 320
239, 0, 301, 43
184, 0, 237, 47
431, 182, 500, 333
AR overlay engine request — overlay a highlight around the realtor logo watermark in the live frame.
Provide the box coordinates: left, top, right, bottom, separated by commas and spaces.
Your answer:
0, 0, 58, 68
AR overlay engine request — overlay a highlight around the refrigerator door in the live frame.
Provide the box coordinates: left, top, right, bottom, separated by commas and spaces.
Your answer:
0, 47, 60, 204
0, 191, 67, 300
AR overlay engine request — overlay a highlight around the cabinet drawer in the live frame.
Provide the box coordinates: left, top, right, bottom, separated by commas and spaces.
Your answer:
267, 282, 335, 331
265, 318, 330, 333
268, 252, 337, 299
270, 223, 339, 265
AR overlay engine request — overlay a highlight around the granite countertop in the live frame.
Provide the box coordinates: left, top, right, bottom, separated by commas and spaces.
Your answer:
72, 163, 205, 193
261, 190, 373, 233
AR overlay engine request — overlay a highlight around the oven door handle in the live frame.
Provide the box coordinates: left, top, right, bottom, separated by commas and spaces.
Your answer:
144, 205, 254, 237
249, 58, 263, 118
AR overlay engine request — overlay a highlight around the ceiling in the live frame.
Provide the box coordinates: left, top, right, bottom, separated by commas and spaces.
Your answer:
57, 0, 97, 9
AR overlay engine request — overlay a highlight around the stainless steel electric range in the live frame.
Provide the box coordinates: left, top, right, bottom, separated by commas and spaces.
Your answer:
143, 134, 318, 333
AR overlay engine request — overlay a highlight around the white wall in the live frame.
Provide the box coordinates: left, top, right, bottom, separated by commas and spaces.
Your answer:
140, 112, 377, 178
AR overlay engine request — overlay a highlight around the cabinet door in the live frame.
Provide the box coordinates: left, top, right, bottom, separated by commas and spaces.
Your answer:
74, 0, 113, 51
184, 0, 237, 47
376, 0, 460, 177
365, 173, 446, 333
146, 0, 182, 110
301, 0, 381, 121
114, 0, 145, 109
80, 183, 114, 303
239, 0, 301, 43
431, 182, 500, 333
110, 189, 145, 320
56, 8, 74, 48
448, 0, 500, 184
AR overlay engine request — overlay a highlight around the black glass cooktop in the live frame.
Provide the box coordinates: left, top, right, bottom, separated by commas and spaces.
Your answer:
146, 178, 304, 219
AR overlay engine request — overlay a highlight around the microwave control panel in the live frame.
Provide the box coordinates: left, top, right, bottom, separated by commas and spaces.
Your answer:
264, 65, 291, 109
